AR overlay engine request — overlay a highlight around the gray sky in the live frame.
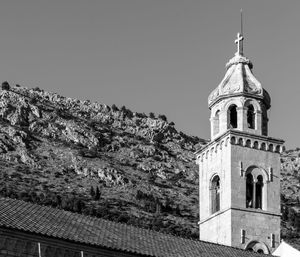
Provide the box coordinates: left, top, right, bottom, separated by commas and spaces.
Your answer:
0, 0, 299, 149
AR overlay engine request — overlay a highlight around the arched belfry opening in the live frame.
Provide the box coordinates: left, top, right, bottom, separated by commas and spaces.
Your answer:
262, 107, 268, 136
213, 110, 220, 135
228, 105, 237, 129
247, 105, 255, 129
246, 174, 254, 208
246, 171, 264, 210
210, 175, 220, 214
255, 175, 263, 209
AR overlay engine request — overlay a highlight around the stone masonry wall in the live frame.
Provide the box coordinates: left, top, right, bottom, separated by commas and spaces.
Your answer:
197, 131, 283, 251
231, 209, 281, 252
198, 138, 231, 220
199, 210, 231, 246
231, 141, 281, 213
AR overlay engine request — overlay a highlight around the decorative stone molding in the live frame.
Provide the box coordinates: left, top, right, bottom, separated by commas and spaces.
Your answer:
225, 54, 252, 69
196, 130, 284, 163
268, 167, 273, 182
198, 135, 231, 162
244, 165, 270, 183
240, 161, 244, 177
208, 52, 270, 109
229, 135, 284, 153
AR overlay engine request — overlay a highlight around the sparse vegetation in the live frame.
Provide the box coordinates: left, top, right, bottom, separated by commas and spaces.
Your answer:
158, 114, 167, 121
0, 85, 298, 246
149, 112, 155, 119
121, 105, 134, 118
280, 148, 300, 247
33, 86, 42, 92
111, 104, 119, 111
1, 81, 10, 90
0, 85, 203, 239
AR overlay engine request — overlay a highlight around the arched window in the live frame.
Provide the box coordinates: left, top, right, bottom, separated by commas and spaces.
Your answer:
269, 144, 274, 152
275, 145, 281, 153
255, 175, 263, 209
213, 110, 220, 135
231, 136, 236, 144
245, 139, 251, 147
211, 175, 220, 214
247, 105, 255, 129
228, 105, 237, 129
238, 138, 243, 146
246, 174, 254, 208
253, 141, 259, 149
262, 107, 268, 136
246, 241, 269, 254
247, 246, 265, 254
246, 172, 264, 210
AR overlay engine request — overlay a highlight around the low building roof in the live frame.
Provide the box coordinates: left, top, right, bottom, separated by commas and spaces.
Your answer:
272, 241, 300, 257
0, 197, 271, 257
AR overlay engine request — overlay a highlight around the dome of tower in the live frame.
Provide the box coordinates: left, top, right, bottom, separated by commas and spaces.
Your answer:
208, 37, 271, 109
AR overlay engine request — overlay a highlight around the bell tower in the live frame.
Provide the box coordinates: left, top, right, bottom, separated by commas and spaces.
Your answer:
195, 30, 284, 254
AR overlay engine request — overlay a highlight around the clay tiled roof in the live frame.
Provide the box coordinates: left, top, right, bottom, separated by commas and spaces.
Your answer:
0, 197, 271, 257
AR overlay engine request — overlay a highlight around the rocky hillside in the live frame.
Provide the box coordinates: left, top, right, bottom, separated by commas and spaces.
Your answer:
0, 82, 299, 247
280, 148, 300, 247
0, 82, 205, 239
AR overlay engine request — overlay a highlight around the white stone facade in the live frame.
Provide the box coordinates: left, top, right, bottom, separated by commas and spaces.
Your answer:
197, 131, 283, 252
196, 34, 284, 254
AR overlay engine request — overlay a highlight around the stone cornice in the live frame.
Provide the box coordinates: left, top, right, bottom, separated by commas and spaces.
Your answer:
195, 130, 284, 157
225, 54, 253, 70
199, 207, 281, 225
208, 92, 268, 109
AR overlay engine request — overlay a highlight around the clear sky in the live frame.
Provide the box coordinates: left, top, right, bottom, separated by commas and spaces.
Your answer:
0, 0, 299, 149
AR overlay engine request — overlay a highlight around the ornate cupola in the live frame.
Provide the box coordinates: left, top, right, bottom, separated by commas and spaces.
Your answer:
196, 27, 284, 254
208, 33, 270, 140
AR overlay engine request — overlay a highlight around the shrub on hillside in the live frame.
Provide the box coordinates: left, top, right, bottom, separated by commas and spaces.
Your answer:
152, 132, 164, 143
149, 112, 155, 119
135, 112, 147, 118
95, 186, 101, 200
29, 97, 38, 105
111, 104, 119, 111
90, 186, 101, 200
1, 81, 10, 90
120, 105, 133, 118
158, 114, 167, 122
90, 186, 95, 198
33, 87, 42, 92
287, 207, 300, 232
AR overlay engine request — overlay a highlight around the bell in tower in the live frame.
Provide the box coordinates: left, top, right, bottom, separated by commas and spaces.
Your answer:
196, 26, 284, 254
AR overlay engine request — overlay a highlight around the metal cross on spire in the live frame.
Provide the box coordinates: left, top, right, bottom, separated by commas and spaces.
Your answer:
235, 9, 244, 55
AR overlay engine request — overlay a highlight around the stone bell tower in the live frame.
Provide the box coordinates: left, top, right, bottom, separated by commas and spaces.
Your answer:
195, 31, 284, 254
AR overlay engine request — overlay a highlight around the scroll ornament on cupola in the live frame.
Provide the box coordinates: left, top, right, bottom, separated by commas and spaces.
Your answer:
208, 32, 271, 110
